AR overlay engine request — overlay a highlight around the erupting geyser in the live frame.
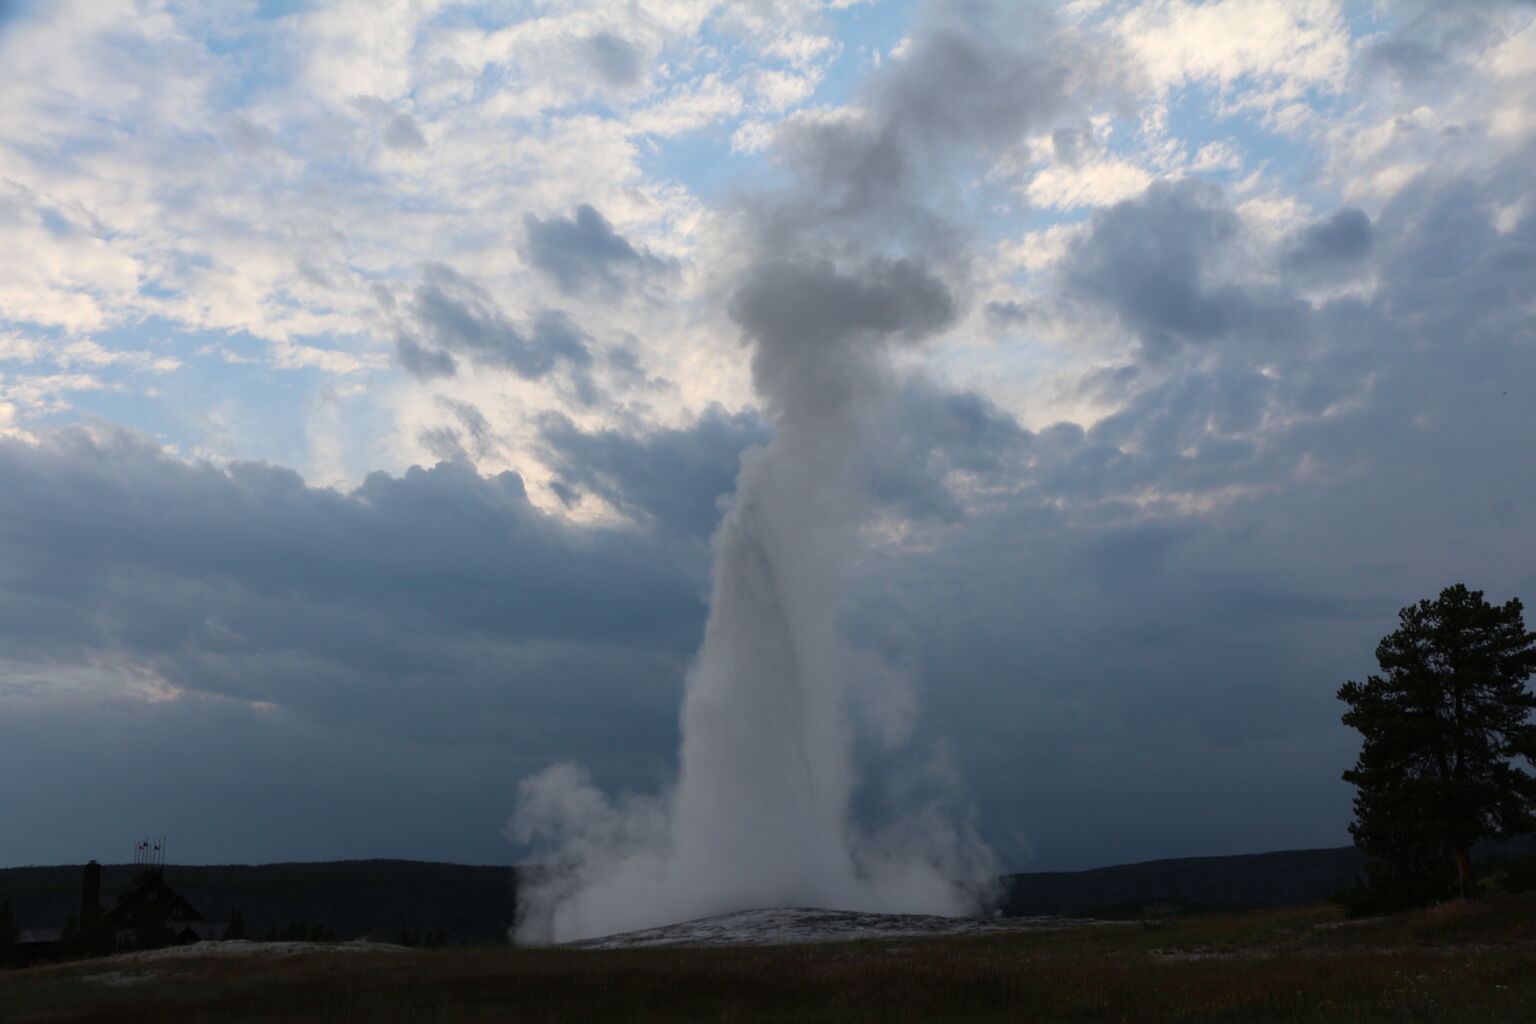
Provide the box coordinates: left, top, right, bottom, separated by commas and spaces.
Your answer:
513, 0, 1091, 943
512, 255, 980, 943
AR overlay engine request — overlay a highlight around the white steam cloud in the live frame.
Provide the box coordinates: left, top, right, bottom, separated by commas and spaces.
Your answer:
511, 2, 1112, 944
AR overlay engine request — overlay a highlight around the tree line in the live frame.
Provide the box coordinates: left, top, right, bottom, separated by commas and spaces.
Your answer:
0, 903, 464, 967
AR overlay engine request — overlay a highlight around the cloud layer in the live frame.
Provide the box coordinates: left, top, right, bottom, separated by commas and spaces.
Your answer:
1, 0, 1533, 873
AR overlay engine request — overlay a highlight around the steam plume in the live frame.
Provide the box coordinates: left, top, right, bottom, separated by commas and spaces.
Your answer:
512, 1, 1106, 943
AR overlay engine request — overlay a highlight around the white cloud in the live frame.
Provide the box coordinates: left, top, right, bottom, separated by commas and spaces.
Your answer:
731, 118, 778, 153
1025, 155, 1155, 210
0, 0, 1533, 880
0, 180, 144, 333
1, 0, 1530, 507
1318, 9, 1536, 207
0, 332, 180, 373
1117, 0, 1351, 104
0, 371, 113, 414
760, 29, 836, 65
711, 1, 840, 65
292, 0, 442, 104
1190, 139, 1244, 172
629, 74, 744, 135
751, 66, 819, 111
0, 0, 757, 480
994, 221, 1089, 277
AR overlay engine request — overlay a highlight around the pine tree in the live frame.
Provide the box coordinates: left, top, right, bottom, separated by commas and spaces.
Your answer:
1338, 584, 1536, 908
0, 898, 18, 967
80, 905, 115, 957
58, 909, 80, 959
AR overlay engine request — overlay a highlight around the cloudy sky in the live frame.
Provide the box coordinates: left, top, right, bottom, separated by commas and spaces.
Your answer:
2, 0, 1533, 874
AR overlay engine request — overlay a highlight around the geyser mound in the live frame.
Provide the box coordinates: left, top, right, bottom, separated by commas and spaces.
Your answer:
563, 907, 1072, 950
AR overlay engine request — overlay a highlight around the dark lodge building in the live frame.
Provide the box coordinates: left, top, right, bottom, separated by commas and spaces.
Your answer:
17, 860, 226, 959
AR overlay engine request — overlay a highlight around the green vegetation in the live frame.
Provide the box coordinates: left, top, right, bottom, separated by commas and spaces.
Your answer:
1477, 850, 1536, 894
3, 897, 1535, 1023
0, 898, 17, 968
0, 860, 516, 947
1336, 584, 1536, 912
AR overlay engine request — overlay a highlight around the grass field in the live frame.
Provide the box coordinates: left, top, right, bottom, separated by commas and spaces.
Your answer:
5, 896, 1535, 1023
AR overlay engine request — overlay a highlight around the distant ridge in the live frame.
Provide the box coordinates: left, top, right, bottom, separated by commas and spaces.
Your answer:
0, 859, 517, 944
999, 846, 1364, 917
999, 834, 1536, 917
6, 840, 1531, 943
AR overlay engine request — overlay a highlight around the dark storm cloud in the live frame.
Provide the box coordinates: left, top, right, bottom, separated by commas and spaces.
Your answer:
1373, 162, 1536, 334
864, 379, 1031, 523
522, 204, 665, 295
0, 422, 703, 863
0, 654, 678, 867
418, 397, 503, 464
0, 696, 521, 867
534, 381, 1030, 536
395, 264, 595, 393
0, 423, 706, 720
1283, 208, 1373, 277
1063, 178, 1306, 355
846, 145, 1536, 870
396, 333, 458, 378
417, 425, 470, 465
582, 31, 641, 87
538, 405, 769, 539
9, 1, 1535, 879
985, 300, 1031, 327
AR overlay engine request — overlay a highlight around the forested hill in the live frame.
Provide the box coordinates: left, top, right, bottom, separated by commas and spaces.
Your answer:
998, 846, 1365, 917
999, 835, 1536, 918
0, 860, 517, 944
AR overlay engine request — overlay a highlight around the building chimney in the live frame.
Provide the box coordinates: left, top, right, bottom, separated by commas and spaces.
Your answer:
82, 859, 101, 917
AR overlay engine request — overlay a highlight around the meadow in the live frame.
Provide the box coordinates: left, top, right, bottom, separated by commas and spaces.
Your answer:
5, 895, 1534, 1023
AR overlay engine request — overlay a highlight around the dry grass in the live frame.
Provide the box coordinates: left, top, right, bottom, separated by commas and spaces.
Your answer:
5, 896, 1535, 1023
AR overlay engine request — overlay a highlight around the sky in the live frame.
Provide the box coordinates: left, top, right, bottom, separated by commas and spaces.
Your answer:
1, 0, 1534, 874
